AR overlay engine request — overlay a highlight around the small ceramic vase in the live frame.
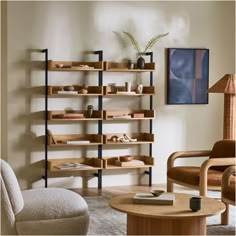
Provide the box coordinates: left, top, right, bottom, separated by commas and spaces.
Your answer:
136, 84, 143, 94
137, 57, 145, 69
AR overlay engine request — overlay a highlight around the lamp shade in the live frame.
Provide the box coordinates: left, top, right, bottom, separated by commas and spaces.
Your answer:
208, 74, 236, 94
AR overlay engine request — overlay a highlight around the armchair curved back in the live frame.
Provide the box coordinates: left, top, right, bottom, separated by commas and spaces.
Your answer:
210, 140, 235, 171
1, 159, 24, 234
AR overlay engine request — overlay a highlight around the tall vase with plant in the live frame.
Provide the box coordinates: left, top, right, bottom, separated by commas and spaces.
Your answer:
123, 31, 169, 69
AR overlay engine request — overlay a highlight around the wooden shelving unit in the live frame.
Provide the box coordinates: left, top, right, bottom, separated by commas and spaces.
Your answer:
41, 51, 155, 188
41, 50, 104, 188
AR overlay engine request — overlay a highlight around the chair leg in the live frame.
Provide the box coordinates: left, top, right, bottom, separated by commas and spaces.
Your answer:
221, 203, 229, 225
199, 179, 207, 197
167, 179, 173, 192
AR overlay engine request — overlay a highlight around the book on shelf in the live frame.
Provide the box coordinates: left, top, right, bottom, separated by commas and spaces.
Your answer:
133, 192, 175, 205
66, 140, 90, 144
116, 91, 136, 95
57, 91, 78, 94
112, 115, 132, 119
115, 159, 145, 167
55, 162, 93, 170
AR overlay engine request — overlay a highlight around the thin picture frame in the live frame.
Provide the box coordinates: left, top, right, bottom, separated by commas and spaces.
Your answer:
167, 48, 209, 104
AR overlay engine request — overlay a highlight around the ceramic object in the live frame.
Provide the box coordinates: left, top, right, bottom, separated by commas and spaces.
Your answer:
136, 84, 143, 94
190, 197, 201, 211
137, 57, 145, 69
80, 89, 88, 94
150, 190, 165, 197
64, 86, 74, 91
55, 64, 64, 68
125, 82, 131, 92
86, 105, 93, 118
128, 60, 134, 69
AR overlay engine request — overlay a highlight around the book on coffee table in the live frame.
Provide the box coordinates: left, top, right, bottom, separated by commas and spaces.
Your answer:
133, 192, 175, 205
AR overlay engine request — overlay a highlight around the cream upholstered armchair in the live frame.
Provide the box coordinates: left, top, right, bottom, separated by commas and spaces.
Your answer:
167, 140, 235, 196
1, 159, 89, 235
221, 165, 236, 225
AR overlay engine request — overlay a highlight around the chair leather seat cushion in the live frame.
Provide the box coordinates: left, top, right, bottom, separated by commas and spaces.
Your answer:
222, 183, 236, 202
167, 166, 236, 186
16, 188, 88, 222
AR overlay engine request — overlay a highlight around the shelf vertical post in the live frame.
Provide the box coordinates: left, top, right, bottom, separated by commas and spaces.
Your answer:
42, 49, 48, 188
145, 52, 153, 186
95, 50, 103, 189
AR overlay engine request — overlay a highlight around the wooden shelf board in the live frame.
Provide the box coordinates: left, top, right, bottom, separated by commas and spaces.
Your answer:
48, 143, 102, 147
105, 69, 155, 72
104, 141, 154, 145
105, 118, 154, 121
49, 118, 103, 121
48, 94, 102, 97
49, 68, 103, 72
104, 94, 154, 96
104, 164, 153, 169
49, 166, 102, 172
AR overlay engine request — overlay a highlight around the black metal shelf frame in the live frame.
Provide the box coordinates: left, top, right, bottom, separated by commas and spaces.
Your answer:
41, 49, 103, 189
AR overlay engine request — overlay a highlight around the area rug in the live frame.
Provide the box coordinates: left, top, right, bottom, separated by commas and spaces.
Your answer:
85, 195, 235, 235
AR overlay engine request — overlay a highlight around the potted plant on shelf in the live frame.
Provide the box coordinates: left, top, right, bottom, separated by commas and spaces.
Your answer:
123, 31, 169, 69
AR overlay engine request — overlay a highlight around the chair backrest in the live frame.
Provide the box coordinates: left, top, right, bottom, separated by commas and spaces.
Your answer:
210, 140, 236, 171
1, 159, 24, 234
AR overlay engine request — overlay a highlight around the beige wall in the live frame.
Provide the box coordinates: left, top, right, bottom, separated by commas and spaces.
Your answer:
1, 1, 235, 189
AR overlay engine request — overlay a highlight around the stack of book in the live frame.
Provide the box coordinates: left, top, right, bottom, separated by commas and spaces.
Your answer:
133, 192, 175, 205
55, 162, 93, 170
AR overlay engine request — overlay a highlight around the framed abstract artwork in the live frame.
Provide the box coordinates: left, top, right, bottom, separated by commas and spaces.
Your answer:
167, 48, 209, 104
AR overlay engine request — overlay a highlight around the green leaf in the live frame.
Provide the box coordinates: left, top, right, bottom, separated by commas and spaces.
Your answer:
143, 32, 169, 53
123, 31, 141, 54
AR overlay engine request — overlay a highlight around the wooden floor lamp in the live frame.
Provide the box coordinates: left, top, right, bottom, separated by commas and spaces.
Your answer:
208, 74, 236, 140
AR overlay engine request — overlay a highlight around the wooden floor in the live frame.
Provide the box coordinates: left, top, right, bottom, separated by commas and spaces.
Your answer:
71, 184, 167, 197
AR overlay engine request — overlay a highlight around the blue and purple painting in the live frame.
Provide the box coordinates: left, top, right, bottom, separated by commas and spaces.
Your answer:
167, 48, 209, 104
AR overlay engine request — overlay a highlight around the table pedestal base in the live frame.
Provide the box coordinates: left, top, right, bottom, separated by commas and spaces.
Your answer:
127, 214, 206, 235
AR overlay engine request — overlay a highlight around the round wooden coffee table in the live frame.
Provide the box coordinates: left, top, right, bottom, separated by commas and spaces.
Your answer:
109, 193, 225, 235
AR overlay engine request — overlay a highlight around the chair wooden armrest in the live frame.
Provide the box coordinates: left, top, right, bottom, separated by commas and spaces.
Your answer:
199, 158, 235, 196
167, 150, 211, 170
222, 165, 236, 188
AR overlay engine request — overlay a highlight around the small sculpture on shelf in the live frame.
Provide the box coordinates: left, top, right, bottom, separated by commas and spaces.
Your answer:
86, 105, 93, 118
80, 84, 88, 94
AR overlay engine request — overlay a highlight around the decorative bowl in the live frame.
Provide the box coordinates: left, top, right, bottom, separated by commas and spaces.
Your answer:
150, 189, 165, 197
55, 64, 64, 68
120, 155, 133, 162
64, 86, 74, 91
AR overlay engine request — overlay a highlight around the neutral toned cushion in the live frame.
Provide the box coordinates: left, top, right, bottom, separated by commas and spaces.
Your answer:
1, 160, 24, 215
16, 188, 88, 221
222, 183, 236, 202
16, 214, 89, 235
1, 177, 18, 235
209, 140, 235, 171
168, 166, 236, 186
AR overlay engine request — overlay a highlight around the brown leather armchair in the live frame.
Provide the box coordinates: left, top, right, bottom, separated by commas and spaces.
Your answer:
221, 165, 236, 225
167, 140, 235, 196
